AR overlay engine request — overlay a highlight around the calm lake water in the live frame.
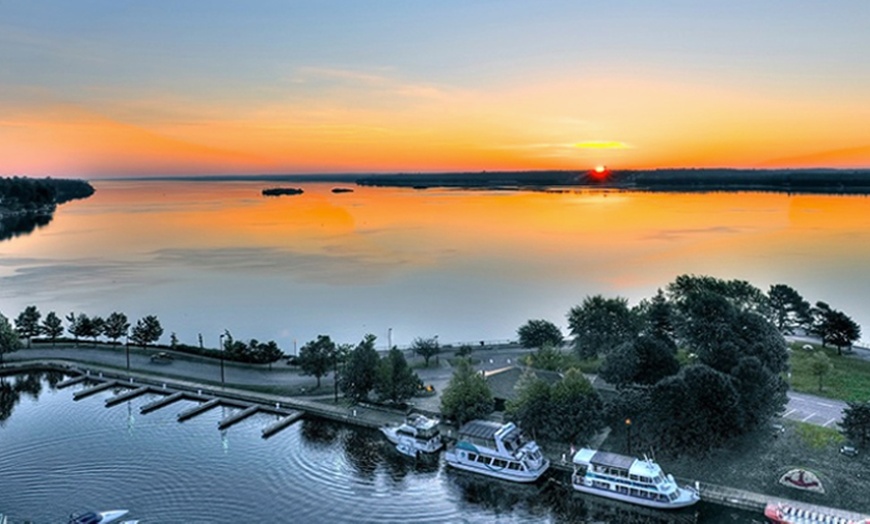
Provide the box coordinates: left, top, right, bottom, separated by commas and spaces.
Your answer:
1, 180, 869, 350
0, 372, 758, 523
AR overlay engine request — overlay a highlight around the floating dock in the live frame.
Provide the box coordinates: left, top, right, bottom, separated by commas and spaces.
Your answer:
218, 405, 260, 430
73, 380, 122, 400
105, 386, 154, 407
261, 411, 304, 439
178, 398, 221, 422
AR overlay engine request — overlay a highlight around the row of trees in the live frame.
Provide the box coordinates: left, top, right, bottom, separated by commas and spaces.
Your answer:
12, 305, 164, 350
0, 177, 94, 211
221, 330, 284, 368
296, 334, 422, 405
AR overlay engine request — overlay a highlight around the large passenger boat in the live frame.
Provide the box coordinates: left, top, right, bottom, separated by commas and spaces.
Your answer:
380, 413, 443, 457
444, 420, 549, 483
571, 448, 699, 509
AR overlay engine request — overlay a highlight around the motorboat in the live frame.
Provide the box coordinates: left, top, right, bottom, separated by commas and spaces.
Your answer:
571, 448, 699, 509
380, 413, 443, 457
68, 509, 138, 524
444, 420, 549, 482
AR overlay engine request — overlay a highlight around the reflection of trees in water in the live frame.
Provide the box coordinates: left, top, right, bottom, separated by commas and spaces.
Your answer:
299, 418, 340, 447
342, 428, 380, 480
0, 213, 53, 241
448, 469, 544, 515
0, 371, 69, 423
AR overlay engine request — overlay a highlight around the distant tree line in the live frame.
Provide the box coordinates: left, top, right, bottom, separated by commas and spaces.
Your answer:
0, 177, 94, 211
1, 304, 285, 367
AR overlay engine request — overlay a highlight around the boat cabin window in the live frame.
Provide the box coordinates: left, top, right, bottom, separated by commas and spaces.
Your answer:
508, 462, 520, 471
476, 455, 491, 465
492, 458, 507, 468
468, 453, 477, 461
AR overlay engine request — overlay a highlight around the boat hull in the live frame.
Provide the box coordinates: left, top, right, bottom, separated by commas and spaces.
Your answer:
444, 450, 548, 483
764, 502, 870, 524
571, 481, 699, 510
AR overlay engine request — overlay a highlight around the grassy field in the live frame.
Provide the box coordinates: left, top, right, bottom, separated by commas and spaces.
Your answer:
788, 342, 870, 402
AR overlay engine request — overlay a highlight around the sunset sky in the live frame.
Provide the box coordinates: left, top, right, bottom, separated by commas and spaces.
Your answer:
1, 1, 868, 177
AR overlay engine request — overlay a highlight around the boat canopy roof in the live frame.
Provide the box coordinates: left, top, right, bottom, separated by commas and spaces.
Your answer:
69, 513, 100, 524
458, 420, 507, 441
572, 448, 634, 470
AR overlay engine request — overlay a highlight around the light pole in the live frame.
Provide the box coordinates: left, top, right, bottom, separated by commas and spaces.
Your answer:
125, 335, 130, 373
625, 418, 632, 455
218, 333, 226, 387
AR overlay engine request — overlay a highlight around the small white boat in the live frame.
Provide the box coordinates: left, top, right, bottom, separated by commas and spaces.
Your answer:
68, 509, 138, 524
571, 448, 699, 509
444, 420, 549, 483
380, 413, 443, 457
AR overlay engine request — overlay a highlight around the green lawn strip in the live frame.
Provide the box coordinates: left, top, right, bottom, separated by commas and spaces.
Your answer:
788, 343, 870, 402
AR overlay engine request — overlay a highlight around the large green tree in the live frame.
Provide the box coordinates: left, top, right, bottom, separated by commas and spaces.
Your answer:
599, 336, 680, 388
66, 312, 91, 347
340, 334, 381, 402
0, 313, 22, 365
840, 401, 870, 449
505, 369, 552, 439
809, 351, 833, 392
667, 274, 768, 316
374, 347, 420, 404
40, 311, 63, 347
440, 357, 494, 425
517, 319, 564, 349
647, 365, 743, 454
103, 312, 130, 347
412, 336, 440, 367
825, 310, 861, 356
130, 315, 163, 350
527, 343, 564, 372
635, 289, 676, 349
767, 284, 811, 334
549, 369, 605, 445
567, 295, 637, 358
298, 335, 336, 388
14, 305, 41, 348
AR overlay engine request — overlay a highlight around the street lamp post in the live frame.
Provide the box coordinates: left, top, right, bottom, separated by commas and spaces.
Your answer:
125, 335, 130, 373
625, 418, 632, 455
218, 333, 226, 387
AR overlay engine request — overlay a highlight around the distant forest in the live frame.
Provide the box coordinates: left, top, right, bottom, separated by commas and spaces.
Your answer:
355, 168, 870, 193
0, 177, 95, 241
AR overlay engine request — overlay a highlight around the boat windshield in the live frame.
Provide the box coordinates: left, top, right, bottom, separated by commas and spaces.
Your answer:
70, 513, 100, 524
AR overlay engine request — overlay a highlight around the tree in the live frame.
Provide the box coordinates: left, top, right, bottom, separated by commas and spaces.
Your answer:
505, 369, 552, 439
412, 337, 440, 367
528, 343, 564, 372
298, 335, 335, 388
440, 358, 494, 425
130, 315, 163, 349
646, 365, 742, 454
88, 315, 104, 345
41, 311, 63, 347
809, 351, 833, 392
456, 344, 473, 358
840, 401, 870, 449
14, 306, 41, 348
548, 369, 605, 445
251, 339, 283, 370
636, 289, 676, 349
567, 295, 637, 359
730, 356, 788, 432
66, 312, 91, 347
374, 347, 420, 404
825, 310, 861, 356
102, 312, 129, 347
0, 313, 22, 365
517, 319, 564, 349
667, 274, 768, 316
599, 336, 680, 388
341, 334, 381, 402
767, 284, 810, 334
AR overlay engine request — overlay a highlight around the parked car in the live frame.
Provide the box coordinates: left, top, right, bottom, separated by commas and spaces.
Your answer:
839, 445, 858, 457
150, 352, 174, 364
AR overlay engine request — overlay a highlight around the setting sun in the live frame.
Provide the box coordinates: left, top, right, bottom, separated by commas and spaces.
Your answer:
594, 165, 606, 173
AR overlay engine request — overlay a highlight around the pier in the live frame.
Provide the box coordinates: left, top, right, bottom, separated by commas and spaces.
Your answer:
178, 398, 222, 422
73, 380, 121, 400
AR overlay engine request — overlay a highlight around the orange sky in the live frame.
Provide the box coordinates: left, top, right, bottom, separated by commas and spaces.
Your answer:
2, 2, 868, 177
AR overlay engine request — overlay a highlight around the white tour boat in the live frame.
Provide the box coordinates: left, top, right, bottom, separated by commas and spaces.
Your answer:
67, 509, 138, 524
380, 413, 443, 457
571, 448, 699, 509
444, 420, 549, 483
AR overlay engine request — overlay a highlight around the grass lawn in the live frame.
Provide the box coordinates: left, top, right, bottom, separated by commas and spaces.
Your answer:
788, 342, 870, 402
601, 418, 870, 514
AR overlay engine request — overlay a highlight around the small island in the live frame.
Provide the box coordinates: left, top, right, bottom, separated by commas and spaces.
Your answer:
0, 177, 94, 241
331, 187, 354, 194
262, 187, 304, 197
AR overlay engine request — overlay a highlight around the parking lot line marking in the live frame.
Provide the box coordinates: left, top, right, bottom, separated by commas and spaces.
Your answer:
823, 418, 837, 427
817, 402, 836, 408
801, 413, 815, 422
784, 409, 797, 417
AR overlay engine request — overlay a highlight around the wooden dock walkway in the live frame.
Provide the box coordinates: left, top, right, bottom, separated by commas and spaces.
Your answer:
73, 380, 122, 400
178, 398, 221, 422
105, 386, 154, 407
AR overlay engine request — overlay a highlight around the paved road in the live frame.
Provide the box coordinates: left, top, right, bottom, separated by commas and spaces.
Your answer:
5, 343, 855, 428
